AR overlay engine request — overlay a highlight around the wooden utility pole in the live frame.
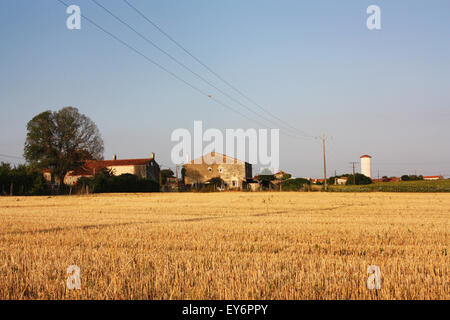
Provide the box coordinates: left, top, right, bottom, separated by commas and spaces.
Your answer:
350, 161, 358, 185
322, 137, 328, 191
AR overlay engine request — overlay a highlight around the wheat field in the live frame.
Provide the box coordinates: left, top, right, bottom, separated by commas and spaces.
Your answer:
0, 192, 448, 300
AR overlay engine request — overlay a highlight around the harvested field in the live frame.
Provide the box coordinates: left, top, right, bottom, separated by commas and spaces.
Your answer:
0, 192, 448, 299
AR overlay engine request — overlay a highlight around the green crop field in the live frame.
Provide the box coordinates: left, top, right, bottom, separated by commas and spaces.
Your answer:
329, 179, 450, 193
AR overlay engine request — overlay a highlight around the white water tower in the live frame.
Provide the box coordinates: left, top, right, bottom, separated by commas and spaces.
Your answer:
360, 155, 372, 178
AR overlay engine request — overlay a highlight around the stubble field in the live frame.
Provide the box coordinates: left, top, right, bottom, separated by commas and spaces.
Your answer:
0, 192, 448, 299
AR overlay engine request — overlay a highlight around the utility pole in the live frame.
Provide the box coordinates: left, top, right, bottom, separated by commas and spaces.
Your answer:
322, 137, 328, 191
350, 162, 358, 185
175, 165, 179, 180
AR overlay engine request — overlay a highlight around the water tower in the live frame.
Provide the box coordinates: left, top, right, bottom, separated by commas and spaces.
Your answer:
360, 155, 372, 178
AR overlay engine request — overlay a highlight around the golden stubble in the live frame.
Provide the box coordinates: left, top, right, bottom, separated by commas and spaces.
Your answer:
0, 192, 448, 300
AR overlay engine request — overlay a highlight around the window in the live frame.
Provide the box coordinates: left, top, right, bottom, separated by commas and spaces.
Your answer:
208, 167, 212, 172
232, 180, 238, 187
219, 168, 223, 173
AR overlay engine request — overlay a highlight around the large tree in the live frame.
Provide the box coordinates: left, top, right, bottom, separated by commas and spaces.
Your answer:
24, 107, 104, 187
160, 169, 174, 185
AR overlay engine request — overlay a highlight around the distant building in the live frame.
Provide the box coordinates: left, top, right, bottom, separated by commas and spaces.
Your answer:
423, 175, 443, 181
183, 152, 252, 189
360, 155, 372, 178
336, 177, 348, 185
311, 178, 325, 184
273, 170, 291, 180
247, 180, 261, 192
161, 177, 183, 192
43, 153, 160, 186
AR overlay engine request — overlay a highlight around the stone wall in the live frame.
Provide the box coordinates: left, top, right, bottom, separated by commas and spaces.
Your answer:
184, 161, 252, 189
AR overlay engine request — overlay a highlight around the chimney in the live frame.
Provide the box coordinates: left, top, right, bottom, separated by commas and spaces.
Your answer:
150, 152, 155, 160
113, 154, 117, 161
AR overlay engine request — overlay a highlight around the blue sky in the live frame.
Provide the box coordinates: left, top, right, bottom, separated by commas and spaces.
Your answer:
0, 0, 449, 178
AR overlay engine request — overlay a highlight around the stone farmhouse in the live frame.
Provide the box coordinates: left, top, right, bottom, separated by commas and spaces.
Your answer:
183, 152, 252, 189
43, 153, 160, 186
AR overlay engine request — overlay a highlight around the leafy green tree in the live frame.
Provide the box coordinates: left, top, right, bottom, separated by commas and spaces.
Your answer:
24, 107, 104, 190
401, 175, 424, 181
207, 177, 224, 188
282, 178, 310, 191
279, 173, 292, 180
257, 168, 275, 183
346, 173, 372, 185
161, 169, 174, 185
0, 162, 50, 195
0, 162, 11, 194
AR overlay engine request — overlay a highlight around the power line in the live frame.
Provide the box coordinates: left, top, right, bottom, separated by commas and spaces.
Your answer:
91, 0, 306, 139
122, 0, 315, 140
55, 0, 280, 134
321, 136, 328, 191
57, 0, 306, 140
0, 154, 24, 160
349, 161, 359, 184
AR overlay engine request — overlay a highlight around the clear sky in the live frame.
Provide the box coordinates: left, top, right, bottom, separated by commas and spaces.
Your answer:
0, 0, 449, 178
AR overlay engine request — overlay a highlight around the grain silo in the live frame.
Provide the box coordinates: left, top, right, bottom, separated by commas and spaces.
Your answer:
360, 155, 372, 178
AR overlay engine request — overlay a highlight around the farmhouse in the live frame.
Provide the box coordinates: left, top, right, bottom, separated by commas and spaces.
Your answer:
183, 152, 252, 189
423, 175, 443, 181
273, 170, 291, 180
336, 177, 348, 185
43, 153, 160, 186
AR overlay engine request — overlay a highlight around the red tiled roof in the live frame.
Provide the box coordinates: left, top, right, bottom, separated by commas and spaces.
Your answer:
423, 175, 442, 179
274, 170, 289, 176
360, 155, 372, 158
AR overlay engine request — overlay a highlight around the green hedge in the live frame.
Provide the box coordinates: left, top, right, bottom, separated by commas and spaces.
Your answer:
282, 178, 311, 191
329, 180, 450, 192
0, 162, 50, 196
77, 173, 159, 193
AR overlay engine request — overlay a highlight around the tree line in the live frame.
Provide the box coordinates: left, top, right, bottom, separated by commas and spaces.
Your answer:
0, 162, 49, 196
1, 106, 160, 196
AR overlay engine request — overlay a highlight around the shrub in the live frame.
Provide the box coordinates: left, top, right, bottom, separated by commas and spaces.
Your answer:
329, 179, 450, 192
0, 162, 50, 196
402, 175, 423, 181
346, 173, 372, 185
77, 172, 159, 194
282, 178, 310, 191
207, 177, 224, 188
